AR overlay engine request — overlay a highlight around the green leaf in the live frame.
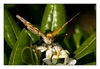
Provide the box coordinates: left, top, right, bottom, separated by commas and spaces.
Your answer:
85, 62, 96, 65
74, 32, 96, 60
4, 8, 21, 48
8, 29, 31, 65
21, 47, 35, 65
4, 4, 16, 9
21, 46, 41, 65
4, 53, 8, 65
73, 33, 82, 48
32, 45, 42, 65
32, 51, 39, 65
4, 40, 12, 55
94, 50, 96, 58
94, 5, 96, 12
40, 4, 67, 35
27, 30, 40, 44
73, 25, 86, 49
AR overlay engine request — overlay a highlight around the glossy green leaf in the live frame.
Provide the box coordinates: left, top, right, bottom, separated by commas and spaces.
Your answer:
4, 53, 8, 65
27, 30, 40, 44
21, 47, 35, 65
40, 4, 67, 34
74, 32, 96, 60
8, 29, 31, 65
4, 8, 21, 48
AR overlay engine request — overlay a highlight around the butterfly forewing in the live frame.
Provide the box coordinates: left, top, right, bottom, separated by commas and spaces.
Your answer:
16, 15, 47, 41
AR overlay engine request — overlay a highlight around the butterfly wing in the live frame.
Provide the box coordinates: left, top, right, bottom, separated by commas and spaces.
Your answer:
16, 14, 47, 41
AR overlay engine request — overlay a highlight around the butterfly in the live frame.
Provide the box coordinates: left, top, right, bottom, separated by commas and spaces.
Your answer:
16, 12, 80, 44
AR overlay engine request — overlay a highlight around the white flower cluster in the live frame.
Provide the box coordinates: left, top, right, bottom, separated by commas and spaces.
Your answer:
37, 43, 77, 65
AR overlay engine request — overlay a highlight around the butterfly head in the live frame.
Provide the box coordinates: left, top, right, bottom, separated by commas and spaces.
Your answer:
43, 33, 54, 44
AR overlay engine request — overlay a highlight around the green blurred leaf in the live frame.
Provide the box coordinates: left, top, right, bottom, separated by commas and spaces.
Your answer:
94, 5, 96, 12
40, 4, 67, 35
4, 8, 21, 48
89, 26, 96, 34
21, 47, 35, 65
73, 30, 82, 48
4, 53, 8, 65
8, 29, 31, 65
73, 25, 86, 49
94, 50, 96, 58
73, 33, 82, 48
4, 4, 16, 9
74, 32, 96, 60
67, 35, 76, 53
85, 62, 96, 65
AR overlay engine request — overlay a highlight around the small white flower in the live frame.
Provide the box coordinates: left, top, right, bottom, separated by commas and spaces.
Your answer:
43, 58, 57, 65
56, 58, 76, 65
45, 47, 52, 59
59, 50, 69, 64
52, 55, 59, 59
36, 43, 77, 65
52, 59, 57, 64
68, 58, 77, 65
43, 45, 57, 65
43, 58, 51, 65
53, 45, 62, 55
56, 63, 64, 65
37, 46, 47, 52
